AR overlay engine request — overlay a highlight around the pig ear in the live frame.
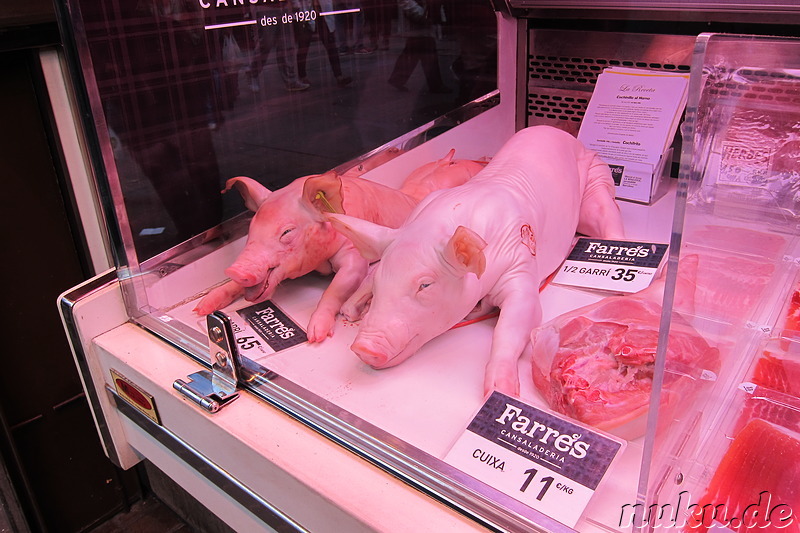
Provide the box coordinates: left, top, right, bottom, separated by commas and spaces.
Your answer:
443, 226, 487, 278
224, 176, 272, 212
302, 171, 345, 215
440, 148, 456, 164
326, 213, 396, 262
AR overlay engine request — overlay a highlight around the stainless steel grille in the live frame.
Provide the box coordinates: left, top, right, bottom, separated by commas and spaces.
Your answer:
525, 29, 696, 134
527, 90, 589, 125
529, 56, 689, 85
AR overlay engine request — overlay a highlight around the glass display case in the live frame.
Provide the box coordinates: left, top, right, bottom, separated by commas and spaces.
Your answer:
639, 32, 800, 530
56, 0, 800, 528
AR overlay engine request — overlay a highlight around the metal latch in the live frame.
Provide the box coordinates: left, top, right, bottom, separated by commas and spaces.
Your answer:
173, 311, 242, 413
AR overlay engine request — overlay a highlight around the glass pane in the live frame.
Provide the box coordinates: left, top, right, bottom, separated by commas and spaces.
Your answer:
69, 0, 498, 259
643, 33, 800, 527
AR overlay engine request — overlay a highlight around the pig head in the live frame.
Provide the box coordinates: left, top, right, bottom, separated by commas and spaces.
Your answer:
329, 125, 625, 396
195, 171, 419, 342
330, 219, 489, 365
221, 175, 344, 303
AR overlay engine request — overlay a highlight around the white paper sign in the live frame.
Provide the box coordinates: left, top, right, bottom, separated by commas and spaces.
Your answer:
552, 238, 668, 294
444, 392, 625, 528
578, 67, 689, 202
578, 67, 688, 165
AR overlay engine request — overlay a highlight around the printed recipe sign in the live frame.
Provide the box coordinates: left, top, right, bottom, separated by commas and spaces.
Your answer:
445, 392, 625, 528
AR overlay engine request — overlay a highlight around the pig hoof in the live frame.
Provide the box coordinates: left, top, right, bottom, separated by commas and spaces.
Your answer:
484, 374, 520, 398
307, 315, 336, 343
340, 304, 364, 322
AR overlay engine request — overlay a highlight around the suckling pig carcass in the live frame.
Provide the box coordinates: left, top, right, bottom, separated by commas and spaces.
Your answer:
327, 125, 626, 396
194, 152, 486, 341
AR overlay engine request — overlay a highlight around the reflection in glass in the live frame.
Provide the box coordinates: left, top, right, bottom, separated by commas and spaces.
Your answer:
72, 0, 498, 259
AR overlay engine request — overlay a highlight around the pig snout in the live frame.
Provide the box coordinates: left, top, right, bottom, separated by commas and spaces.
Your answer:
351, 326, 415, 369
351, 339, 391, 368
225, 263, 261, 287
224, 261, 276, 301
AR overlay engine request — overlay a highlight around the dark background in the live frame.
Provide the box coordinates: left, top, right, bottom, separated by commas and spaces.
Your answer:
0, 2, 184, 532
0, 0, 497, 530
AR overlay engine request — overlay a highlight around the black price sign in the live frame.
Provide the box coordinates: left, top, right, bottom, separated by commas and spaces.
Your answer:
553, 238, 668, 293
444, 392, 625, 527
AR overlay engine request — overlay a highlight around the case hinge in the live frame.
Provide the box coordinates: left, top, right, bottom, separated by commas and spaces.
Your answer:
173, 311, 242, 413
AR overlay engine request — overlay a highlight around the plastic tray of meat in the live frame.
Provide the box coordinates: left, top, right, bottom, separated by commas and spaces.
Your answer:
679, 337, 800, 531
683, 224, 788, 262
776, 274, 800, 346
686, 418, 800, 532
677, 222, 790, 328
689, 65, 800, 230
747, 338, 800, 398
531, 255, 721, 441
727, 337, 800, 434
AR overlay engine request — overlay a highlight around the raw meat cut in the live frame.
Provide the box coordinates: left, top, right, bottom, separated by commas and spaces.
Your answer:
734, 385, 800, 436
751, 351, 800, 398
531, 255, 720, 432
685, 419, 800, 533
685, 225, 786, 260
733, 350, 800, 436
780, 281, 800, 343
680, 225, 785, 325
687, 251, 775, 324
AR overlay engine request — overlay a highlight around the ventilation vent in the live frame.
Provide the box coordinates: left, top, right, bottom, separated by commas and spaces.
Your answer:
529, 55, 691, 86
524, 30, 696, 131
527, 92, 589, 123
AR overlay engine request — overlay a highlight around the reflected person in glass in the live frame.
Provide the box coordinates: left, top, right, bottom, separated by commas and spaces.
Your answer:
247, 1, 310, 92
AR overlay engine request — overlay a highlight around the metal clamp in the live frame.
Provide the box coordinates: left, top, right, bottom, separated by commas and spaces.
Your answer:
173, 311, 242, 413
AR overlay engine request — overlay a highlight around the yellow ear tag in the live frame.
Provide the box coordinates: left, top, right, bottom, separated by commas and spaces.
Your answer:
315, 191, 338, 214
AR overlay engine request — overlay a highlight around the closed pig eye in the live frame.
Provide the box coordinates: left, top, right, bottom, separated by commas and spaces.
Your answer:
279, 227, 295, 242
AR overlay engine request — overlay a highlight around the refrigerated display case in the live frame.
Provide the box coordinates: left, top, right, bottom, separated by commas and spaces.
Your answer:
638, 32, 800, 531
55, 1, 800, 530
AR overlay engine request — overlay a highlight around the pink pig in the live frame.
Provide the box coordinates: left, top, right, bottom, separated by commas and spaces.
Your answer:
398, 148, 487, 201
195, 153, 487, 341
327, 126, 626, 396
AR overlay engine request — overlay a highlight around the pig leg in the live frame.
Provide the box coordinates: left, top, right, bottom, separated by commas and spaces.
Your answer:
340, 263, 375, 322
462, 299, 496, 322
307, 246, 369, 342
483, 276, 543, 397
577, 154, 626, 239
194, 280, 245, 315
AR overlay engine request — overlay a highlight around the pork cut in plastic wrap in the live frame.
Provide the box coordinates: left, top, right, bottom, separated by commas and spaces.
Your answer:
778, 277, 800, 346
732, 340, 800, 436
531, 255, 720, 437
689, 67, 800, 225
681, 224, 787, 326
328, 126, 625, 396
194, 151, 485, 342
